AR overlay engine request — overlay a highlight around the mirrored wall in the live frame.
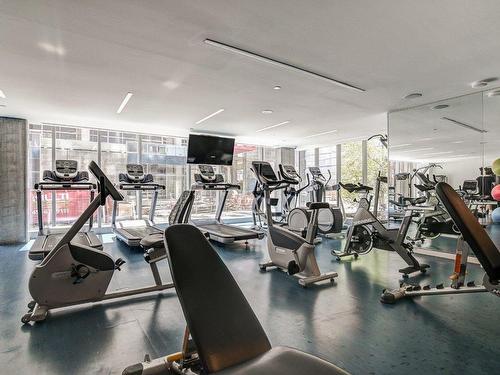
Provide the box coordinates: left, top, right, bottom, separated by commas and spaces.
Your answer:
388, 87, 500, 218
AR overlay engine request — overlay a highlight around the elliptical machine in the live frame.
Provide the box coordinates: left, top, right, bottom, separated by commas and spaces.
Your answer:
251, 161, 338, 287
280, 165, 311, 220
279, 164, 312, 236
308, 167, 343, 236
332, 171, 429, 278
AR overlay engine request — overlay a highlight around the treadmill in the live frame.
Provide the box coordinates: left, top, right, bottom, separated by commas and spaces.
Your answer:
30, 160, 102, 261
188, 165, 264, 244
112, 164, 165, 247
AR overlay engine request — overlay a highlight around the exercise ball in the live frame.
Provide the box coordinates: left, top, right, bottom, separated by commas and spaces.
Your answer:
493, 158, 500, 176
492, 184, 500, 201
492, 207, 500, 224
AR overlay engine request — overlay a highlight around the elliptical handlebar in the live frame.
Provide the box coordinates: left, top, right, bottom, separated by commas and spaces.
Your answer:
297, 173, 311, 195
325, 169, 332, 187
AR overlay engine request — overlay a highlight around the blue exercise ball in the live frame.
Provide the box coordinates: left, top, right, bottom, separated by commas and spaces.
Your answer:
492, 207, 500, 224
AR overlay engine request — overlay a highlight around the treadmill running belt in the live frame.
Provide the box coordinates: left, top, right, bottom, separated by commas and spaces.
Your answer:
123, 226, 161, 239
44, 232, 94, 251
201, 224, 261, 239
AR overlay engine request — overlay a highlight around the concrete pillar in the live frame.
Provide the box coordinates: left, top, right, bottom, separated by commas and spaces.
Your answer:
0, 117, 28, 244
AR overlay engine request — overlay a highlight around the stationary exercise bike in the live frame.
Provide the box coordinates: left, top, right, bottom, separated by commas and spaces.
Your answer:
251, 161, 338, 287
22, 161, 174, 323
332, 172, 429, 277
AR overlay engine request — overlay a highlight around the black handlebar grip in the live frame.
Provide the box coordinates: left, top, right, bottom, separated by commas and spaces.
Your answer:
100, 176, 107, 206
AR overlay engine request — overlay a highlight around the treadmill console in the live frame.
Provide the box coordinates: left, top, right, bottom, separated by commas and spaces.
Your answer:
42, 160, 89, 182
119, 164, 154, 184
195, 165, 224, 184
198, 165, 216, 181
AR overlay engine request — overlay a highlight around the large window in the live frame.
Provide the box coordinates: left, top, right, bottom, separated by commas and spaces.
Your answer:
141, 135, 188, 223
367, 138, 389, 219
100, 130, 139, 225
27, 124, 279, 234
340, 141, 363, 214
28, 125, 53, 232
54, 126, 98, 227
318, 146, 339, 207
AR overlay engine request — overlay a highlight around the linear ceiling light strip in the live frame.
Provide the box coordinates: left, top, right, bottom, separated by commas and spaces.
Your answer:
204, 39, 365, 93
441, 117, 487, 133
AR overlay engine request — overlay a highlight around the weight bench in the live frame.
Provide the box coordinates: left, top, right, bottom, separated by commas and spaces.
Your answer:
381, 182, 500, 303
124, 224, 349, 374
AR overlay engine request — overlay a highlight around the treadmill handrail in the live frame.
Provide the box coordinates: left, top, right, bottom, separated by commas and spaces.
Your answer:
34, 181, 96, 190
118, 183, 166, 190
192, 182, 241, 191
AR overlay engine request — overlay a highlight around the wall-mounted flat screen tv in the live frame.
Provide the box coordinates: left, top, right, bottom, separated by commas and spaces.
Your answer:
186, 134, 235, 166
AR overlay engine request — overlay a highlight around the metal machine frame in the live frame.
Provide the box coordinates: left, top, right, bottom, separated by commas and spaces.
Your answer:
112, 164, 165, 247
252, 161, 338, 287
23, 161, 174, 324
333, 172, 429, 277
381, 182, 500, 303
30, 160, 102, 261
188, 165, 264, 245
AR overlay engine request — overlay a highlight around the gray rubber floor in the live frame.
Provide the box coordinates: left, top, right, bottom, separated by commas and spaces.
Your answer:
1, 225, 499, 374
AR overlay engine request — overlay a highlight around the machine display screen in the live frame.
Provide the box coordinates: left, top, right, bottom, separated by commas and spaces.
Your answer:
258, 163, 277, 180
308, 167, 321, 176
187, 134, 235, 166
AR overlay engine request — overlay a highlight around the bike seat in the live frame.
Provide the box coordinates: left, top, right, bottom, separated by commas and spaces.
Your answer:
140, 233, 165, 249
306, 202, 330, 210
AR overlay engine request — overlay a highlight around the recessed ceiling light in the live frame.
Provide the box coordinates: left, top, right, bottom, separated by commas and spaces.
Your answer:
487, 89, 500, 97
256, 120, 291, 133
431, 104, 449, 110
305, 129, 337, 138
403, 93, 422, 100
162, 80, 180, 90
204, 39, 365, 92
38, 42, 66, 56
273, 85, 281, 90
195, 108, 225, 125
261, 109, 273, 114
116, 92, 133, 114
0, 89, 5, 99
471, 77, 497, 88
452, 140, 464, 144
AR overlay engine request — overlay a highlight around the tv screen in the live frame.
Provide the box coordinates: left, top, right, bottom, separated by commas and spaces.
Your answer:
187, 134, 235, 166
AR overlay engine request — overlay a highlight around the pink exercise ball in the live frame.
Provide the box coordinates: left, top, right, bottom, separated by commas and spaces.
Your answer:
492, 184, 500, 201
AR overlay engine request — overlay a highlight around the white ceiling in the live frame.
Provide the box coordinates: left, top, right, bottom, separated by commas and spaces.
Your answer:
389, 89, 500, 164
0, 0, 500, 147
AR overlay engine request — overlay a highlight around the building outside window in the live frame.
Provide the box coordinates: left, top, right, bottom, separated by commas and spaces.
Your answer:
340, 141, 363, 215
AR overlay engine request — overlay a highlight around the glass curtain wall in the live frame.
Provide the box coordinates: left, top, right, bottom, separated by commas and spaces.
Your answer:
28, 125, 54, 232
318, 146, 339, 207
99, 130, 139, 225
366, 138, 389, 219
340, 141, 363, 214
27, 123, 281, 233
